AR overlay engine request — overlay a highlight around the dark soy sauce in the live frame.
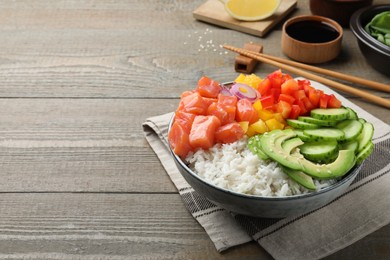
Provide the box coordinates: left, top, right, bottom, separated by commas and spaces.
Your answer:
286, 20, 340, 43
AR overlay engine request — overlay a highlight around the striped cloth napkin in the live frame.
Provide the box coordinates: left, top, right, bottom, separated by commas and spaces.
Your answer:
142, 80, 390, 260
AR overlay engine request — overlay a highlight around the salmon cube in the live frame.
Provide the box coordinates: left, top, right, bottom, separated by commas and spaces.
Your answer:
189, 115, 221, 150
215, 122, 245, 144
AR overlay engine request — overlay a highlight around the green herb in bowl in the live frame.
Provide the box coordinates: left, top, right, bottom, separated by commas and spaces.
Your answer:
364, 11, 390, 46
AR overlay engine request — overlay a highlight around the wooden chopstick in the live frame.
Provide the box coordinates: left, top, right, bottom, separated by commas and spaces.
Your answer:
257, 52, 390, 93
223, 44, 390, 109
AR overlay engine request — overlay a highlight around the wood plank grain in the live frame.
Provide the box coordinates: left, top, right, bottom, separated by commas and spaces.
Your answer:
0, 192, 386, 259
0, 99, 178, 193
0, 29, 387, 99
0, 193, 269, 259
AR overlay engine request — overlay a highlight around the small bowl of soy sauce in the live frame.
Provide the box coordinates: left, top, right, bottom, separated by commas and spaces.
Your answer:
281, 15, 343, 64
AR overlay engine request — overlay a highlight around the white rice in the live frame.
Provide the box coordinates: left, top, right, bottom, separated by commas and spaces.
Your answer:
186, 138, 334, 197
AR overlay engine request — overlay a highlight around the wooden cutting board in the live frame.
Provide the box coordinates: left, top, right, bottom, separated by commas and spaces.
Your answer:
193, 0, 297, 37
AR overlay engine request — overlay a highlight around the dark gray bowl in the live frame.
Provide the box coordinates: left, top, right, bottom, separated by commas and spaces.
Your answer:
168, 116, 362, 218
350, 5, 390, 76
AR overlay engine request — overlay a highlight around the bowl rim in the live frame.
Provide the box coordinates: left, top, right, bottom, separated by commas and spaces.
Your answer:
282, 15, 343, 46
168, 109, 362, 202
350, 4, 390, 55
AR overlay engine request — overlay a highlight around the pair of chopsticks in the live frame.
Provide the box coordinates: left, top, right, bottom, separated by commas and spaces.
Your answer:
223, 45, 390, 109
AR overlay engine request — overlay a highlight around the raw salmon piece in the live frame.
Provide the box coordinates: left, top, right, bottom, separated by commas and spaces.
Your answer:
207, 102, 230, 125
197, 76, 221, 98
202, 97, 218, 109
168, 122, 192, 159
236, 99, 259, 124
180, 90, 194, 99
178, 92, 208, 115
215, 122, 245, 144
189, 115, 221, 150
218, 94, 237, 123
174, 110, 196, 134
218, 94, 237, 107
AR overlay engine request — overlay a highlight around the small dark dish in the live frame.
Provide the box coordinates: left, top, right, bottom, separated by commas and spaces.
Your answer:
350, 5, 390, 77
281, 15, 343, 64
310, 0, 373, 27
168, 116, 363, 218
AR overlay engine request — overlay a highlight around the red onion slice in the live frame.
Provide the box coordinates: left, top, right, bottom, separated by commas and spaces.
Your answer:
229, 83, 260, 103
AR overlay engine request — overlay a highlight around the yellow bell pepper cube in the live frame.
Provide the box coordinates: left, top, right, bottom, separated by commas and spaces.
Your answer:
265, 118, 285, 130
252, 99, 263, 112
258, 109, 275, 121
249, 119, 268, 134
238, 121, 249, 133
234, 74, 246, 84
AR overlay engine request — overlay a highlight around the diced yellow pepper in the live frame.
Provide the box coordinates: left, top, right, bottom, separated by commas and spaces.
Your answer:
238, 121, 249, 133
247, 74, 262, 88
234, 73, 262, 89
246, 126, 257, 137
249, 119, 268, 134
234, 74, 246, 83
273, 113, 287, 125
258, 109, 275, 121
252, 99, 263, 112
265, 118, 285, 130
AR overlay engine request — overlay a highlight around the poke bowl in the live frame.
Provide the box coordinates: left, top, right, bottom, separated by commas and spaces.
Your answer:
168, 71, 373, 218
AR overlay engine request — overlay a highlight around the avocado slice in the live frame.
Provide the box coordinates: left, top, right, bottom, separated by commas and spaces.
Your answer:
281, 166, 317, 190
298, 150, 356, 180
260, 129, 302, 170
260, 129, 357, 180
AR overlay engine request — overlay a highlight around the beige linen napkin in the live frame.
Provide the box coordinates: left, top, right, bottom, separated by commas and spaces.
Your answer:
142, 80, 390, 259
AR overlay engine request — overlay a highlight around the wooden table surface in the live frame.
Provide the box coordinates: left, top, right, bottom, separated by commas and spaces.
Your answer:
0, 0, 388, 259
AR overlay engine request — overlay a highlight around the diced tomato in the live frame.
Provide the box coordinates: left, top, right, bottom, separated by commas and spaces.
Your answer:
178, 92, 209, 115
236, 99, 259, 124
296, 99, 308, 115
276, 100, 292, 119
281, 79, 300, 95
268, 69, 284, 88
293, 89, 307, 101
168, 122, 192, 159
278, 93, 295, 105
320, 94, 330, 108
257, 78, 272, 96
189, 115, 221, 150
282, 73, 293, 82
303, 84, 314, 96
197, 76, 221, 98
308, 89, 321, 107
215, 122, 245, 144
269, 87, 281, 101
174, 110, 196, 134
297, 79, 311, 89
267, 70, 292, 88
289, 104, 301, 119
327, 94, 342, 108
259, 95, 275, 110
302, 97, 315, 112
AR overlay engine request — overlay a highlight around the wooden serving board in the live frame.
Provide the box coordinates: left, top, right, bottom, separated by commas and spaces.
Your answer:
193, 0, 297, 37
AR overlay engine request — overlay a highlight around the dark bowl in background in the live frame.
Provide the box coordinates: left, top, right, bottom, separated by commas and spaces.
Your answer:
350, 5, 390, 77
310, 0, 373, 27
